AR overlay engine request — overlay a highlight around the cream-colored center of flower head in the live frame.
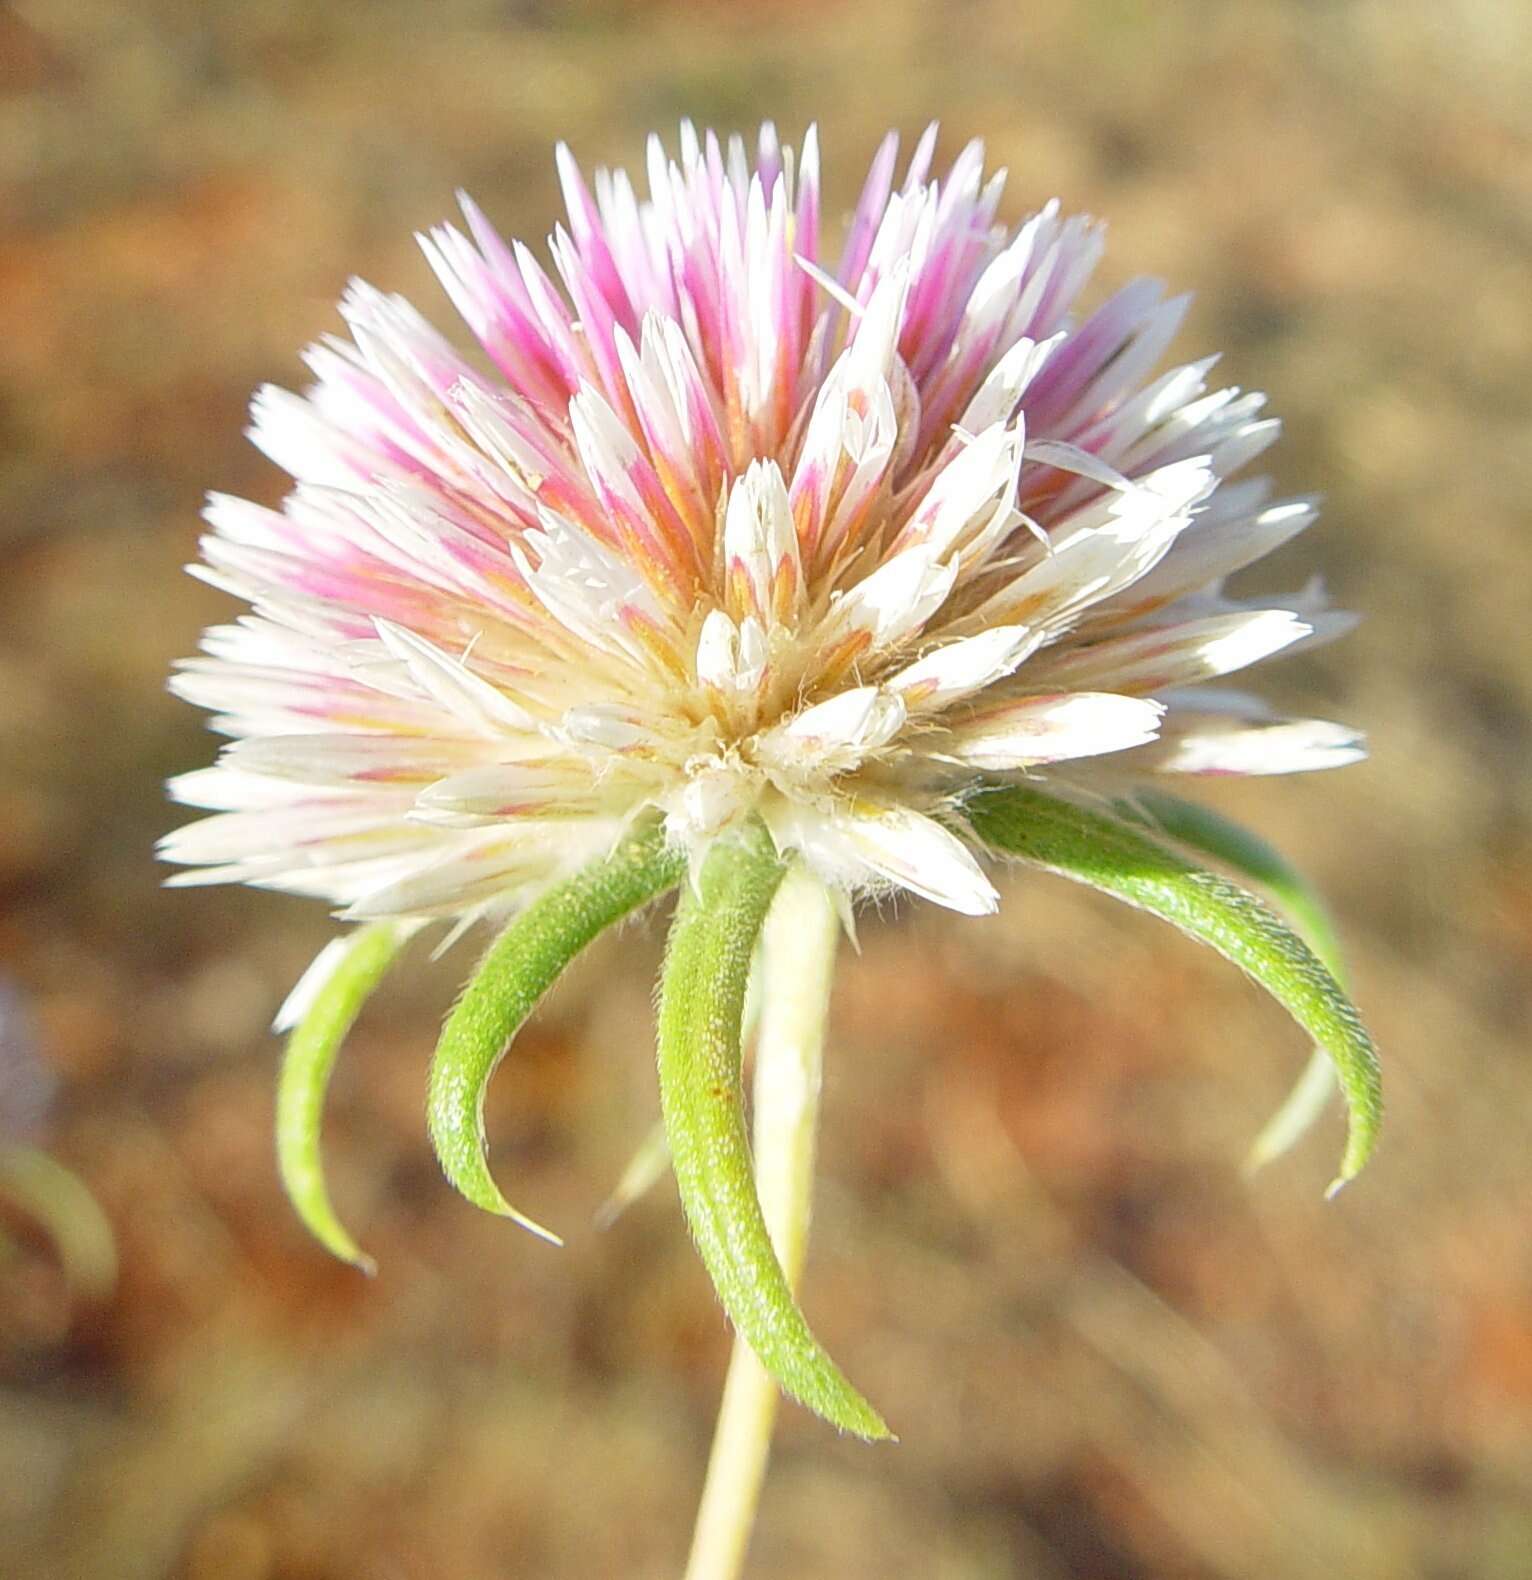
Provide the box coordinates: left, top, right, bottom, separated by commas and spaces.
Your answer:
508, 359, 1158, 869
650, 457, 915, 837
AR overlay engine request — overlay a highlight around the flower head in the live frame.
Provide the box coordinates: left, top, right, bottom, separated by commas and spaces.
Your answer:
163, 123, 1361, 924
162, 126, 1382, 1456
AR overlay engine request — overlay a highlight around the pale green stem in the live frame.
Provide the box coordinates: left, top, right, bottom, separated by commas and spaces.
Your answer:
683, 863, 840, 1580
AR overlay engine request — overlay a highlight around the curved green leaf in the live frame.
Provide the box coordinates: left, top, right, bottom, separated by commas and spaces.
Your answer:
0, 1145, 118, 1297
1120, 791, 1346, 1171
657, 820, 890, 1440
1121, 792, 1344, 974
428, 820, 685, 1242
966, 785, 1381, 1193
277, 922, 409, 1272
592, 919, 774, 1231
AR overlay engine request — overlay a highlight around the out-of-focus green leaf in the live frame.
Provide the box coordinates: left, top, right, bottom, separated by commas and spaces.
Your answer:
0, 1145, 117, 1298
276, 922, 409, 1271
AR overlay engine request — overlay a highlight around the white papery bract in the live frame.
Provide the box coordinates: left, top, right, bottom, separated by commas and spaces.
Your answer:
164, 124, 1363, 922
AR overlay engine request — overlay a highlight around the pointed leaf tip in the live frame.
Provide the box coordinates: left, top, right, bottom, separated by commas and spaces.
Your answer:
657, 821, 892, 1440
427, 822, 685, 1238
968, 786, 1382, 1188
276, 922, 410, 1271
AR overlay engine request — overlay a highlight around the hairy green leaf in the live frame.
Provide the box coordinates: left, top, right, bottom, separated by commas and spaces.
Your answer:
1121, 791, 1344, 974
657, 820, 891, 1440
967, 785, 1381, 1192
428, 821, 685, 1242
277, 922, 409, 1271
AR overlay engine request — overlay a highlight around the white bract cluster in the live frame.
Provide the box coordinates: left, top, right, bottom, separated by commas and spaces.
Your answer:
164, 124, 1361, 923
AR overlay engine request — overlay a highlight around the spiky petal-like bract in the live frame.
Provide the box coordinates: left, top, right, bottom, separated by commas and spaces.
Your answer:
165, 124, 1361, 926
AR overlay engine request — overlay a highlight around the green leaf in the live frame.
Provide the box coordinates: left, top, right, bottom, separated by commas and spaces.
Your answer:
1120, 791, 1347, 1171
428, 820, 685, 1242
276, 922, 410, 1272
592, 919, 771, 1232
966, 785, 1382, 1193
656, 820, 891, 1440
0, 1145, 118, 1298
1121, 791, 1344, 975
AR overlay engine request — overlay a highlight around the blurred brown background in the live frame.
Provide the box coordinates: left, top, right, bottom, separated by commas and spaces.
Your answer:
2, 1, 1530, 1576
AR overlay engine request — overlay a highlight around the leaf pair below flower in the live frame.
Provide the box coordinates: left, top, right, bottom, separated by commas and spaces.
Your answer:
274, 787, 1380, 1443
